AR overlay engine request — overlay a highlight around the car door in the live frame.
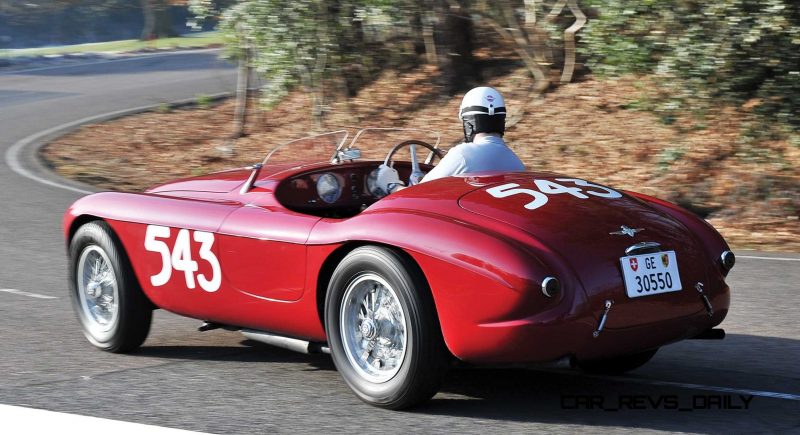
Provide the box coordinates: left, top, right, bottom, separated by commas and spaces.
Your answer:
216, 190, 321, 303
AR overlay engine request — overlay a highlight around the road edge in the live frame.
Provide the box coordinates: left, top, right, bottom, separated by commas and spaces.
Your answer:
5, 93, 232, 195
0, 47, 223, 75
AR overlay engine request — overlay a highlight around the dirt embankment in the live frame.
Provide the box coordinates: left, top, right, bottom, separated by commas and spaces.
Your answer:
42, 64, 799, 251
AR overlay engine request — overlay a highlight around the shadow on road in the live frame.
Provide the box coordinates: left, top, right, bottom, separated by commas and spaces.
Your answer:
422, 366, 798, 432
131, 339, 335, 368
128, 333, 799, 431
424, 333, 800, 431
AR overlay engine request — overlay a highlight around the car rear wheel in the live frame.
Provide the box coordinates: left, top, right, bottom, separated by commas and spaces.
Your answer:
576, 348, 658, 375
325, 246, 448, 409
69, 221, 152, 353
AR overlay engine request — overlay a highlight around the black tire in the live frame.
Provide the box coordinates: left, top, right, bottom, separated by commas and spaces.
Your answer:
325, 246, 448, 409
576, 348, 658, 375
69, 221, 152, 353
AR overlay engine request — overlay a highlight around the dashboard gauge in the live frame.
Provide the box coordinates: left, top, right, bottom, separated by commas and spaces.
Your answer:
366, 169, 382, 197
316, 173, 342, 204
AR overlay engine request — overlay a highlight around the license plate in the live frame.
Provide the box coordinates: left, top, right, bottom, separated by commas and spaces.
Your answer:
620, 251, 682, 298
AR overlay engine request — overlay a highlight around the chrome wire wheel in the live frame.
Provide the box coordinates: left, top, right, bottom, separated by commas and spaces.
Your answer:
76, 245, 120, 342
340, 273, 408, 383
326, 246, 448, 409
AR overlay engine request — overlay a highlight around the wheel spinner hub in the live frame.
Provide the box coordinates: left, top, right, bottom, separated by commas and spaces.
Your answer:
340, 274, 408, 383
76, 245, 120, 340
86, 281, 102, 298
359, 318, 377, 339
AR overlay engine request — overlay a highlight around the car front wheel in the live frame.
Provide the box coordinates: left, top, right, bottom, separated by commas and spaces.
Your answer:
325, 246, 448, 409
69, 221, 152, 353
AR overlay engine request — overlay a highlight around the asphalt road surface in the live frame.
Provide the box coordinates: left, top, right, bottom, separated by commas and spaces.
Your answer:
1, 51, 798, 434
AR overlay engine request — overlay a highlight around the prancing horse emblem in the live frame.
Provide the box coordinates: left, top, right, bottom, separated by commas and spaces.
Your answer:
610, 225, 644, 237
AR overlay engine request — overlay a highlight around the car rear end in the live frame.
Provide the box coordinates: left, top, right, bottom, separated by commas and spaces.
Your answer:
449, 173, 732, 363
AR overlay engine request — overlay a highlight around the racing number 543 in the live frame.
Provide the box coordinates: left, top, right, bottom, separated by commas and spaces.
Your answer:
486, 178, 622, 211
144, 225, 221, 292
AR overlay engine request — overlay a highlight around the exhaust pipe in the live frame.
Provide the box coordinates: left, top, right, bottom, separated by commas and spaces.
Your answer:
241, 329, 330, 354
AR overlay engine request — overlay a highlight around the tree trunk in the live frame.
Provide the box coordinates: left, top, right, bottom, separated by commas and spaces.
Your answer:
140, 0, 175, 40
560, 0, 587, 83
523, 0, 554, 64
498, 0, 550, 91
232, 47, 252, 139
334, 1, 367, 96
410, 0, 435, 60
434, 0, 478, 94
423, 12, 437, 64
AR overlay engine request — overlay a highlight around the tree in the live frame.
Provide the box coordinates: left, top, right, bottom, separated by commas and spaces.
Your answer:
470, 0, 588, 93
0, 1, 184, 44
0, 1, 147, 46
191, 0, 403, 128
141, 0, 177, 40
582, 0, 800, 133
433, 0, 479, 94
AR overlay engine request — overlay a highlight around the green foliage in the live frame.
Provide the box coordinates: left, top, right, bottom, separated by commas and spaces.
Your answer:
657, 145, 686, 170
189, 0, 408, 111
156, 102, 172, 114
582, 0, 800, 133
195, 93, 213, 108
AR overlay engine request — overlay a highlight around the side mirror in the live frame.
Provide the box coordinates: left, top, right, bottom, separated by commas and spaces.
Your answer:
335, 148, 361, 162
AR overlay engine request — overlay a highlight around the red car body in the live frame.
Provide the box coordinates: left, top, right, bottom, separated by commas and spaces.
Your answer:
63, 156, 731, 364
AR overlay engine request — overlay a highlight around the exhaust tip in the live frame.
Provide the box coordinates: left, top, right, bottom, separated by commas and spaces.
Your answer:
720, 250, 736, 271
541, 277, 560, 298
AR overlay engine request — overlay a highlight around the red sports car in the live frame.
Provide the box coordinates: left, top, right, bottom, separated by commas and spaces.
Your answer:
63, 129, 734, 409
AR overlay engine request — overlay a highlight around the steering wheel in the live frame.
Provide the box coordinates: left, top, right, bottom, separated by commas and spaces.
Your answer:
383, 140, 445, 186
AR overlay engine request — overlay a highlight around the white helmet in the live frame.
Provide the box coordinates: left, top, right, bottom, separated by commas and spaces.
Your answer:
459, 87, 506, 143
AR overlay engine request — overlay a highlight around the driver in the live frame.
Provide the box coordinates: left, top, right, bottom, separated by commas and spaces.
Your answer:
376, 86, 525, 194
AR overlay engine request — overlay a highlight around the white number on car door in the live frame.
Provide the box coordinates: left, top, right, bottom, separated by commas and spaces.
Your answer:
144, 225, 221, 292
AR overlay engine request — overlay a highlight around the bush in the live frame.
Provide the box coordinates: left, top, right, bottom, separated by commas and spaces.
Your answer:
582, 0, 800, 134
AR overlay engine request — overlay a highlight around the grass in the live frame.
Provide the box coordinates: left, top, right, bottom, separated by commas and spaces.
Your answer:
0, 32, 222, 58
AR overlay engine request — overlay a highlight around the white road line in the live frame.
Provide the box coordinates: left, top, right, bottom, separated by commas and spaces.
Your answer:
737, 255, 800, 262
5, 117, 97, 194
0, 288, 58, 300
5, 91, 231, 195
4, 104, 158, 194
574, 372, 800, 401
0, 405, 205, 434
0, 48, 220, 75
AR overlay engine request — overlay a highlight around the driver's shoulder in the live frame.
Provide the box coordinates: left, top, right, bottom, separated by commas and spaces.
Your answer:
448, 142, 472, 154
441, 143, 470, 164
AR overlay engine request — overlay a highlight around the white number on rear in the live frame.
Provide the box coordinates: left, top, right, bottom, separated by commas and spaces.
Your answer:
486, 183, 549, 210
144, 225, 221, 292
534, 179, 589, 199
555, 178, 622, 199
486, 178, 621, 211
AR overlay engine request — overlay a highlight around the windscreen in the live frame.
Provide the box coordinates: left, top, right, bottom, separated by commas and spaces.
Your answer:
263, 130, 349, 166
262, 128, 442, 167
345, 128, 441, 163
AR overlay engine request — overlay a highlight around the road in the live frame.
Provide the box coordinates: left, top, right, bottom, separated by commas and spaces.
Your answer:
0, 51, 798, 433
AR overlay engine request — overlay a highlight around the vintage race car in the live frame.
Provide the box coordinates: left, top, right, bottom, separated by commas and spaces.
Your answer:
63, 129, 734, 409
